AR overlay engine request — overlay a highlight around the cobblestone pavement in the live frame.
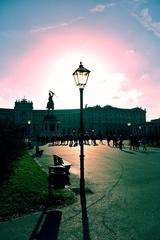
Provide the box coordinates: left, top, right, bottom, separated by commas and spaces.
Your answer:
1, 142, 160, 240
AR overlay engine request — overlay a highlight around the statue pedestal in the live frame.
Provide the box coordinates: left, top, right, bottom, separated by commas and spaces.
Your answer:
42, 113, 59, 138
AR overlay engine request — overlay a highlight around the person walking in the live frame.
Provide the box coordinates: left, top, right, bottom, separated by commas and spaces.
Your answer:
142, 136, 147, 151
118, 135, 123, 150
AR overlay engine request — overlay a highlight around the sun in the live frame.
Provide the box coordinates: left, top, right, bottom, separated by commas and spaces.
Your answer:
41, 51, 126, 110
47, 52, 111, 84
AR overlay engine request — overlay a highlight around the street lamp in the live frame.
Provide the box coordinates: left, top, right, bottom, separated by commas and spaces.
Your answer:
138, 125, 142, 139
27, 120, 31, 140
73, 62, 90, 239
73, 61, 90, 189
127, 122, 132, 135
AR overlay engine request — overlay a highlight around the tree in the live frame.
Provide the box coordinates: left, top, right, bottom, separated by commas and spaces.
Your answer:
0, 120, 24, 183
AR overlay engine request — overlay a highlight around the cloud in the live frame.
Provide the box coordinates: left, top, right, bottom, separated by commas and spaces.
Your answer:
89, 3, 115, 13
89, 4, 106, 13
132, 0, 146, 3
31, 23, 68, 33
118, 48, 146, 79
31, 16, 85, 33
131, 0, 148, 6
3, 87, 12, 93
133, 8, 160, 38
119, 70, 160, 120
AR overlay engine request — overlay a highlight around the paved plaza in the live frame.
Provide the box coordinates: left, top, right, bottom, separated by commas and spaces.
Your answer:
0, 142, 160, 240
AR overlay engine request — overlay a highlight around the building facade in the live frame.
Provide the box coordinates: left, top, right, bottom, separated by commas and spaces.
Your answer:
0, 98, 147, 140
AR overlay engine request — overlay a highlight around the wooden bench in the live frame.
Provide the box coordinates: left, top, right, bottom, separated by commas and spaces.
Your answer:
53, 155, 71, 174
48, 156, 71, 196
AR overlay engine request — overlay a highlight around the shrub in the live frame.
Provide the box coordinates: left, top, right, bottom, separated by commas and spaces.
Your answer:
0, 120, 24, 183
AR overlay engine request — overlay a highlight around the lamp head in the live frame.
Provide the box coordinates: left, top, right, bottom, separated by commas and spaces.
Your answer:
73, 62, 90, 89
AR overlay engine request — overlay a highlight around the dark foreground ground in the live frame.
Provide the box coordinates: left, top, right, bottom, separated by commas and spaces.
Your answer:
0, 141, 160, 240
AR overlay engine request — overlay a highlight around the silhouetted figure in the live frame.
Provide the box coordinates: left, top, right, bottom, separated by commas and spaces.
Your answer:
118, 135, 123, 150
142, 136, 147, 151
35, 145, 43, 157
107, 136, 111, 146
129, 135, 136, 150
113, 135, 118, 148
47, 91, 55, 110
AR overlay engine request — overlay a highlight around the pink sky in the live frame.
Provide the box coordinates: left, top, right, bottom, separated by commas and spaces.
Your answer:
1, 21, 160, 121
1, 1, 160, 121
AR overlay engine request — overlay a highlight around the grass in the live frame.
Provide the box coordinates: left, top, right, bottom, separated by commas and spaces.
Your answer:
0, 152, 76, 221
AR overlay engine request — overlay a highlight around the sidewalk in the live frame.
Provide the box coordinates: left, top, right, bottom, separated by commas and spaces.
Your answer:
0, 145, 86, 240
1, 143, 160, 239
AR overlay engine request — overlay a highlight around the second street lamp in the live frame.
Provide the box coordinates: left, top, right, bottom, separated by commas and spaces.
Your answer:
73, 62, 91, 240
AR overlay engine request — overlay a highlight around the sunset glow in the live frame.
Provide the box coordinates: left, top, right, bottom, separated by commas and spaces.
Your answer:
0, 1, 160, 120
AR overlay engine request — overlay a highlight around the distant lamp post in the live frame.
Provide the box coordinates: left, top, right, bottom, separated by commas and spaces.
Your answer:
73, 62, 91, 239
138, 126, 142, 138
28, 120, 31, 125
127, 122, 132, 136
27, 120, 31, 140
127, 122, 131, 127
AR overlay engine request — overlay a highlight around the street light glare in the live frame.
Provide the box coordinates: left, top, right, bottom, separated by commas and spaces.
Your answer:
73, 62, 91, 89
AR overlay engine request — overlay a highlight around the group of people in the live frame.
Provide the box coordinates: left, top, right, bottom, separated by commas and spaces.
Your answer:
36, 133, 148, 151
106, 134, 148, 151
129, 135, 147, 151
37, 133, 102, 147
106, 135, 124, 150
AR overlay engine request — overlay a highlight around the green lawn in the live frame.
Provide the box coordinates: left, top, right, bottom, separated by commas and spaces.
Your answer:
0, 152, 76, 221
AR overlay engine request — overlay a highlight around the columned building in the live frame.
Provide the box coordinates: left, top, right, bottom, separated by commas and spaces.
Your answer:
0, 98, 147, 139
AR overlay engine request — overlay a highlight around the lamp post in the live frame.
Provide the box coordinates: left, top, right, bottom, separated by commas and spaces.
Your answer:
127, 122, 132, 135
73, 62, 90, 190
27, 120, 31, 140
73, 62, 91, 240
138, 125, 142, 139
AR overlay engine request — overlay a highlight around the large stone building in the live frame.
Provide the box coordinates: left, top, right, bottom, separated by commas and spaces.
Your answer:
0, 98, 147, 140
